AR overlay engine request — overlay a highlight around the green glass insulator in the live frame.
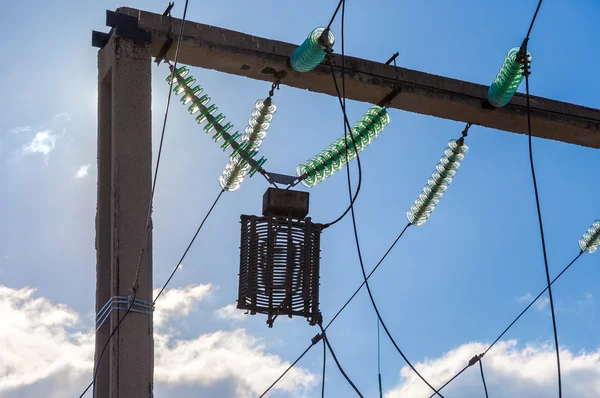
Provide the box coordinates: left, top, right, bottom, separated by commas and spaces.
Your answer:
290, 27, 335, 73
249, 157, 267, 177
205, 114, 225, 133
407, 139, 468, 226
196, 104, 218, 124
188, 95, 211, 115
174, 76, 196, 95
220, 132, 241, 151
181, 86, 203, 104
166, 66, 189, 84
212, 122, 234, 142
579, 220, 600, 254
488, 47, 532, 107
296, 105, 390, 187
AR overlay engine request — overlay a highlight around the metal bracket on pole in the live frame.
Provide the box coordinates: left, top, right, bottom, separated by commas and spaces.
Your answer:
96, 296, 154, 331
92, 10, 152, 49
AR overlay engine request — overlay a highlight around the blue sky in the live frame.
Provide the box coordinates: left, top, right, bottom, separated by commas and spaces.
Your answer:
1, 0, 599, 397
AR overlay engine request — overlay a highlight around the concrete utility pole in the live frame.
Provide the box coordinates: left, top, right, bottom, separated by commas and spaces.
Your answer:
94, 25, 154, 398
90, 6, 600, 398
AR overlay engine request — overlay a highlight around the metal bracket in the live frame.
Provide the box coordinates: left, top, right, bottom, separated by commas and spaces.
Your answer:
154, 35, 174, 65
92, 10, 151, 49
96, 295, 153, 331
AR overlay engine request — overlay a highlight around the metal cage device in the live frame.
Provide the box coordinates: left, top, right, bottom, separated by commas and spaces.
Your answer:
237, 188, 322, 327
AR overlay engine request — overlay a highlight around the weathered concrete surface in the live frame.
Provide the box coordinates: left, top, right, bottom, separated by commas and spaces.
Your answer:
95, 34, 153, 398
116, 7, 600, 148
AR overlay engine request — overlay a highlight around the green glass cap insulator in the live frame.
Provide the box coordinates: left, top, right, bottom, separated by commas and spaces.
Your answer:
181, 86, 203, 104
166, 66, 189, 83
296, 105, 390, 187
205, 113, 225, 133
212, 122, 233, 142
196, 104, 218, 124
488, 47, 532, 107
188, 95, 210, 115
174, 76, 196, 95
406, 137, 468, 226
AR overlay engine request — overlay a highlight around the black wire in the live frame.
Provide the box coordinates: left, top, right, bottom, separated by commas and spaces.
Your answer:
319, 324, 365, 397
323, 1, 362, 230
154, 189, 225, 303
427, 364, 470, 398
479, 359, 489, 398
377, 319, 383, 398
83, 3, 191, 397
258, 343, 315, 398
428, 251, 584, 397
328, 3, 441, 395
324, 223, 410, 331
526, 0, 544, 40
523, 44, 562, 398
486, 251, 583, 354
258, 223, 410, 397
326, 0, 345, 31
322, 338, 327, 398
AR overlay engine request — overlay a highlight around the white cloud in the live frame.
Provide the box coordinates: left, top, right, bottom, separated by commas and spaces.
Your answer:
75, 164, 91, 179
22, 130, 56, 157
0, 286, 93, 392
0, 284, 316, 397
518, 291, 549, 311
155, 329, 316, 397
216, 303, 246, 321
385, 340, 600, 398
153, 284, 212, 327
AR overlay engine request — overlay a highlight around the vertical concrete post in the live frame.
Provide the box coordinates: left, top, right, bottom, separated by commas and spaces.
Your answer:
95, 33, 153, 398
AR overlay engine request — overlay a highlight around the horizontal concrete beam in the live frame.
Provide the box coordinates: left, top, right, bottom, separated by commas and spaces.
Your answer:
116, 7, 600, 148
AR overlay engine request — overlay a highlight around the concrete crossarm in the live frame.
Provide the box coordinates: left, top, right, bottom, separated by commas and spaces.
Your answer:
117, 7, 600, 148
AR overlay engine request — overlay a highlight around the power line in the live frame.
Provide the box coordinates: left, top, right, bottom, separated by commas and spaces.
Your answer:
319, 324, 365, 397
321, 337, 327, 398
258, 223, 411, 397
324, 4, 441, 394
154, 189, 225, 303
479, 359, 489, 398
518, 1, 562, 396
377, 319, 383, 398
427, 251, 584, 397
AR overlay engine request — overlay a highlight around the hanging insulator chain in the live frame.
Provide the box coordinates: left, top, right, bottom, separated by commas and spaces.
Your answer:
296, 105, 390, 188
407, 137, 469, 227
579, 220, 600, 254
166, 66, 266, 177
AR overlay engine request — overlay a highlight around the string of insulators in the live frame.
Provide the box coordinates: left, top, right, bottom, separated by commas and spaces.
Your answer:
167, 66, 266, 176
579, 220, 600, 254
488, 47, 532, 107
296, 105, 390, 188
406, 138, 469, 226
219, 98, 276, 192
290, 27, 335, 73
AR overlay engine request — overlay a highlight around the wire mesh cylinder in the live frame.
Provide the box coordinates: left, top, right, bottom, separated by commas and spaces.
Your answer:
238, 215, 322, 327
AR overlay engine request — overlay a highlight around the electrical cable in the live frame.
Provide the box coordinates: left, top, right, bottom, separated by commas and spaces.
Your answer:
80, 3, 191, 397
427, 251, 584, 397
377, 319, 383, 398
479, 359, 489, 398
258, 343, 315, 398
258, 223, 411, 397
153, 189, 225, 303
321, 337, 327, 398
319, 324, 365, 397
328, 2, 442, 395
322, 0, 362, 230
518, 1, 562, 395
326, 0, 345, 31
